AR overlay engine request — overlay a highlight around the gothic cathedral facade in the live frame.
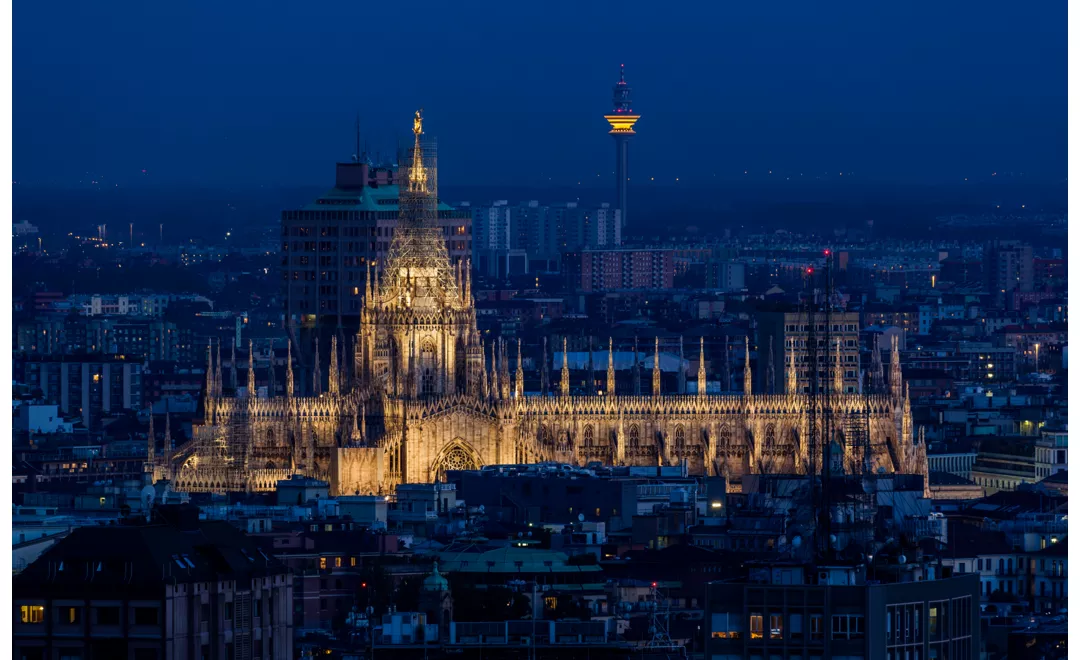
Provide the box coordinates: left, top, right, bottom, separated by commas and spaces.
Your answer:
156, 112, 926, 496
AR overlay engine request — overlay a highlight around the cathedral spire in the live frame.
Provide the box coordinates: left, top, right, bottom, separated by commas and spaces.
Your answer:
365, 262, 373, 308
743, 337, 752, 396
652, 337, 661, 397
607, 338, 616, 395
491, 341, 500, 400
787, 342, 797, 394
286, 340, 294, 399
480, 340, 490, 399
560, 337, 570, 396
146, 408, 155, 467
722, 337, 731, 392
329, 335, 340, 396
215, 341, 223, 397
697, 337, 707, 397
678, 335, 686, 394
230, 341, 238, 390
889, 335, 903, 400
247, 339, 256, 397
164, 409, 173, 452
204, 342, 214, 405
313, 337, 322, 396
834, 339, 844, 395
541, 336, 549, 396
500, 339, 510, 400
464, 259, 472, 306
633, 336, 642, 395
515, 338, 524, 398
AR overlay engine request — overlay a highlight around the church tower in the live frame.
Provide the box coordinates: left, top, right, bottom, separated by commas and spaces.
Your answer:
359, 110, 483, 398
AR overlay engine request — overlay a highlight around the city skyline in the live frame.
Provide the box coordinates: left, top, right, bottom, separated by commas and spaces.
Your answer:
14, 1, 1066, 188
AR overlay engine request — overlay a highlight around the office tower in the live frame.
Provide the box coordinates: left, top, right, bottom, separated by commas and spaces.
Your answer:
281, 153, 471, 329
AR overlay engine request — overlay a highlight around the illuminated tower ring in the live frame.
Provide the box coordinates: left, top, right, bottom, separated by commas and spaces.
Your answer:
604, 64, 640, 229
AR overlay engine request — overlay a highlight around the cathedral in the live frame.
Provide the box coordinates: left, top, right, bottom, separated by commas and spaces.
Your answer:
153, 111, 928, 496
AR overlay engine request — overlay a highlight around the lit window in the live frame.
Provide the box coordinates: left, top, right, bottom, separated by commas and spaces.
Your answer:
770, 614, 783, 639
335, 557, 342, 568
21, 605, 45, 624
319, 557, 327, 570
750, 613, 764, 639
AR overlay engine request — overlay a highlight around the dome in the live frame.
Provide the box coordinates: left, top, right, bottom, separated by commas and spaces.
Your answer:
423, 561, 449, 592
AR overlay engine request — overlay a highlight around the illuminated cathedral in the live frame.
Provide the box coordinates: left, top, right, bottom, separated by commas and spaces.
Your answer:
151, 111, 928, 496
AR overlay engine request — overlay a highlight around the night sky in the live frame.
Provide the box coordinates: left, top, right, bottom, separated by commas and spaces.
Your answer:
14, 0, 1066, 188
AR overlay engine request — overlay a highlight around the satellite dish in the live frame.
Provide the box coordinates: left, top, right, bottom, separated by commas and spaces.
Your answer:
577, 513, 585, 522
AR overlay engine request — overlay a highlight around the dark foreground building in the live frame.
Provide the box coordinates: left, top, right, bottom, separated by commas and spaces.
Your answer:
706, 570, 980, 660
13, 505, 293, 660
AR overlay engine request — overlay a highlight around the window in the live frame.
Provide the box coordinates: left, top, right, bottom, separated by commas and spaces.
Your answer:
350, 557, 357, 567
810, 613, 824, 640
254, 599, 262, 618
96, 606, 121, 625
133, 607, 158, 625
832, 614, 864, 639
789, 613, 804, 640
61, 606, 81, 624
201, 604, 210, 622
20, 605, 45, 624
335, 557, 342, 568
770, 614, 783, 639
710, 613, 743, 639
319, 557, 327, 570
224, 603, 233, 621
750, 613, 764, 639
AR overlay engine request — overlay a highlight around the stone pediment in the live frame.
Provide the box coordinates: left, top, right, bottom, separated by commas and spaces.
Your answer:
415, 395, 499, 423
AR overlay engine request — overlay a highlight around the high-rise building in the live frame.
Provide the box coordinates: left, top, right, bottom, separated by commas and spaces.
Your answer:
983, 240, 1034, 296
22, 355, 144, 431
757, 311, 862, 395
568, 247, 675, 291
604, 64, 639, 229
281, 158, 471, 329
462, 200, 529, 278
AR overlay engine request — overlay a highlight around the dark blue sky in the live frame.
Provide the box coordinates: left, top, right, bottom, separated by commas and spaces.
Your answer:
15, 0, 1066, 188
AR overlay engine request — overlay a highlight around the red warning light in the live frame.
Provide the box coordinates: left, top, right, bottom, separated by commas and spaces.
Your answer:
651, 582, 658, 587
824, 249, 830, 255
807, 268, 814, 274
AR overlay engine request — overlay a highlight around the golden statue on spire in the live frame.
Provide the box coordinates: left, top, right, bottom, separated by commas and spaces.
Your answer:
409, 109, 427, 191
